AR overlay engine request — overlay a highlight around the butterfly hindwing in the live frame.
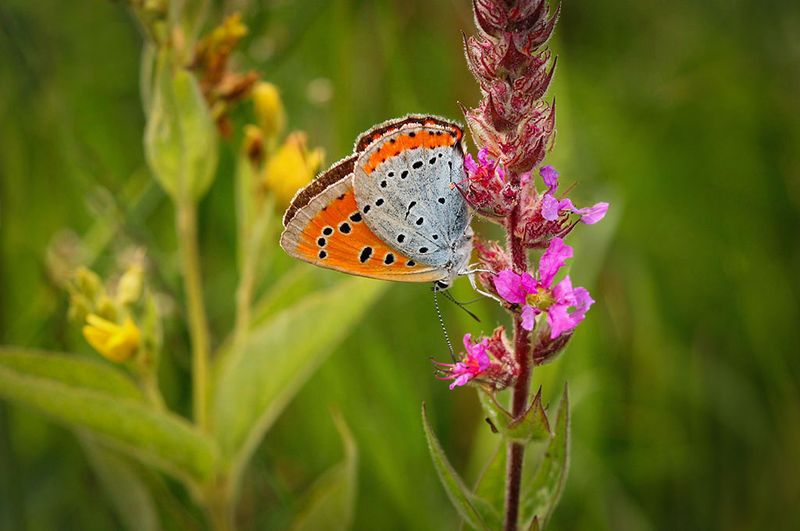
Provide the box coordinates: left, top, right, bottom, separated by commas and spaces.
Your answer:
281, 156, 444, 283
353, 118, 470, 267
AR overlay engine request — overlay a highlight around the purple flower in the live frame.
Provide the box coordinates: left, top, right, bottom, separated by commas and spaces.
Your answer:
539, 165, 608, 224
434, 334, 491, 389
433, 330, 519, 391
458, 148, 518, 219
492, 238, 595, 338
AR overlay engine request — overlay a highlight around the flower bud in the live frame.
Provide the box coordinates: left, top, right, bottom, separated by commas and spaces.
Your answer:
473, 237, 511, 298
95, 295, 118, 322
263, 132, 324, 206
457, 148, 518, 220
243, 124, 265, 167
144, 65, 218, 203
74, 267, 104, 303
532, 328, 572, 366
67, 293, 93, 324
252, 82, 286, 145
117, 264, 144, 307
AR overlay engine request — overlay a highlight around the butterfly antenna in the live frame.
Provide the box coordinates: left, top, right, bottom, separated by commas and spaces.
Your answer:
441, 289, 482, 322
433, 285, 457, 362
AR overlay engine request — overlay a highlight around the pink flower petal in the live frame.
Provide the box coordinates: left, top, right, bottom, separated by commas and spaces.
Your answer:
574, 202, 609, 224
541, 194, 561, 221
571, 286, 595, 319
546, 303, 576, 339
540, 165, 559, 192
538, 238, 573, 288
464, 153, 478, 173
493, 270, 528, 304
521, 304, 538, 331
520, 272, 538, 293
477, 147, 492, 166
552, 275, 575, 304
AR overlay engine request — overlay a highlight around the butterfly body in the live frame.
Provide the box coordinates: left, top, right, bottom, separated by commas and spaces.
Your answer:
280, 115, 472, 288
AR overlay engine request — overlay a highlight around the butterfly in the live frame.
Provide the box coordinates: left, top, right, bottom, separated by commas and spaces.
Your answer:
280, 115, 474, 289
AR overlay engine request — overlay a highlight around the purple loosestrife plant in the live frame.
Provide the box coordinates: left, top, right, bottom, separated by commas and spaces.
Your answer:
424, 2, 608, 530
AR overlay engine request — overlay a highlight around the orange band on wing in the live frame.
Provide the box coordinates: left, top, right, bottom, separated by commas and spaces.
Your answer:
362, 129, 461, 174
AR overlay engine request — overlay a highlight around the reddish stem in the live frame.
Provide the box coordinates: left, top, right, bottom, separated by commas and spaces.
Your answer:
503, 189, 532, 531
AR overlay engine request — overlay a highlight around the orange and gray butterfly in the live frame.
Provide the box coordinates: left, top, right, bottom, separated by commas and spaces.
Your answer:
280, 155, 444, 282
280, 115, 474, 285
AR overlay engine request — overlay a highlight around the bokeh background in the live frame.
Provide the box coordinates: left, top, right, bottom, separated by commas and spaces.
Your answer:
2, 0, 800, 529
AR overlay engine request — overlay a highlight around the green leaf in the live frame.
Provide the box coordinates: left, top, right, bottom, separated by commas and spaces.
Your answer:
0, 348, 143, 400
213, 278, 384, 481
144, 59, 218, 202
289, 413, 358, 531
520, 385, 570, 529
0, 355, 217, 484
81, 434, 161, 531
479, 388, 551, 444
248, 265, 318, 328
422, 404, 498, 530
473, 442, 507, 514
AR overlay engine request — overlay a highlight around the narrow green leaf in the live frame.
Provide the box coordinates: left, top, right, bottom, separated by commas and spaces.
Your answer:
473, 442, 506, 514
0, 362, 217, 484
0, 348, 143, 400
289, 413, 358, 531
81, 434, 161, 531
248, 266, 318, 328
479, 388, 551, 444
213, 278, 384, 479
520, 385, 570, 529
422, 404, 494, 530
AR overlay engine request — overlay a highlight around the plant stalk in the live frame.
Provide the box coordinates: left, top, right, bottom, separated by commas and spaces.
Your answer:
503, 192, 533, 531
176, 201, 211, 430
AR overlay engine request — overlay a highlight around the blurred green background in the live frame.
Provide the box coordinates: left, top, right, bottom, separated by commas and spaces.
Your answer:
2, 0, 799, 529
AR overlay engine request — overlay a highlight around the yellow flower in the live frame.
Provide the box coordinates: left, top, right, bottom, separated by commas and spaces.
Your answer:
252, 82, 286, 145
82, 314, 141, 363
263, 132, 324, 205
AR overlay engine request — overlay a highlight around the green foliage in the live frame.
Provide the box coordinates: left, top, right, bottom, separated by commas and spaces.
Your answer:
520, 386, 570, 529
289, 413, 358, 531
479, 389, 551, 445
0, 350, 217, 483
213, 278, 385, 481
81, 436, 161, 531
422, 404, 497, 530
428, 386, 569, 529
144, 61, 218, 203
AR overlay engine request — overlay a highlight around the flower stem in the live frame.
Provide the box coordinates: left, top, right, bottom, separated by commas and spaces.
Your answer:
176, 201, 211, 430
233, 207, 272, 354
504, 195, 533, 531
